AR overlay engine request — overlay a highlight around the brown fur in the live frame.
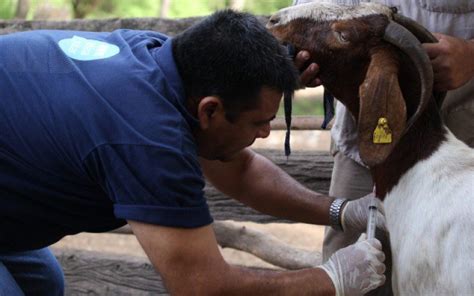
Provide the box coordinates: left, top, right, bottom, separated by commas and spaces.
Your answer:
269, 14, 445, 198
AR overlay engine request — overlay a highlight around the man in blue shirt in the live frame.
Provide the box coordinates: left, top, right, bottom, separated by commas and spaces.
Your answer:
0, 10, 386, 295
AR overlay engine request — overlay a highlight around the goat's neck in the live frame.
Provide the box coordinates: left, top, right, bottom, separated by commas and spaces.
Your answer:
370, 100, 447, 199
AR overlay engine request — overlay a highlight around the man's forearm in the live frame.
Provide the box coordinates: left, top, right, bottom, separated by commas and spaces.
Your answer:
238, 152, 334, 225
208, 265, 335, 296
202, 149, 334, 225
172, 260, 336, 296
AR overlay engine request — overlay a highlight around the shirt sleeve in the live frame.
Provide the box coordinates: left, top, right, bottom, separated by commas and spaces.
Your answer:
82, 144, 213, 228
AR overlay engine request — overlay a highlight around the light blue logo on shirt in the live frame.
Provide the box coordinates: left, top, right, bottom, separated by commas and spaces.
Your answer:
58, 36, 120, 61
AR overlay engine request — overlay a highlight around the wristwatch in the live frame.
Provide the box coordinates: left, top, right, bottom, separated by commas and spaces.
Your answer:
329, 198, 347, 231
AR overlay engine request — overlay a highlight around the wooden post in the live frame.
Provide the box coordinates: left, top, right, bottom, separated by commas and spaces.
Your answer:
159, 0, 171, 18
14, 0, 30, 19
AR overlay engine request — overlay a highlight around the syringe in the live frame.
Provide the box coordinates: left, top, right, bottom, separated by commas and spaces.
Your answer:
366, 195, 378, 239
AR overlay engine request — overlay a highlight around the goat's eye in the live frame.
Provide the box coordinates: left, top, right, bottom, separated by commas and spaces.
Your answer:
268, 16, 280, 26
334, 31, 351, 44
340, 32, 349, 42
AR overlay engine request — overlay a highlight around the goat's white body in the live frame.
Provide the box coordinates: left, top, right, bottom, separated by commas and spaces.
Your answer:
270, 3, 474, 293
384, 130, 474, 295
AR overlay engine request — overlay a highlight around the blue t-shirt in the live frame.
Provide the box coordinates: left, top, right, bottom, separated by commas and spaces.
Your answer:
0, 29, 213, 251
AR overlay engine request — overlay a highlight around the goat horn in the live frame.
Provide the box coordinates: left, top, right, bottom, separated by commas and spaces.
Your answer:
392, 14, 447, 106
393, 14, 438, 43
383, 20, 433, 132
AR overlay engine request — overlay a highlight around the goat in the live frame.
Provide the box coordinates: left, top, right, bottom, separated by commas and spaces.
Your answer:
267, 2, 474, 295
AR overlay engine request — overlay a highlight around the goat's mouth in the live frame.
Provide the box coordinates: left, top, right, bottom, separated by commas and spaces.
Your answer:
281, 42, 296, 60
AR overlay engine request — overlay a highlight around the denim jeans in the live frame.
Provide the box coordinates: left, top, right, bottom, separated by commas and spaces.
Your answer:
0, 247, 64, 296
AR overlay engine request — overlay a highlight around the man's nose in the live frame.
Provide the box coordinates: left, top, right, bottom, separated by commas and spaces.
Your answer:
256, 124, 271, 139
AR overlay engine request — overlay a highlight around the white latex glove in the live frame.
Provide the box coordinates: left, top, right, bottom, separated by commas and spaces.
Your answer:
341, 193, 387, 233
318, 234, 386, 296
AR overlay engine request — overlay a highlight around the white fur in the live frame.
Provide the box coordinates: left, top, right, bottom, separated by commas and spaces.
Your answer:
384, 129, 474, 295
271, 4, 474, 293
269, 2, 393, 26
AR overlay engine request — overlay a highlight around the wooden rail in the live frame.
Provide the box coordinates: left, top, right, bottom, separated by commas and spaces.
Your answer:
53, 249, 167, 295
272, 115, 331, 130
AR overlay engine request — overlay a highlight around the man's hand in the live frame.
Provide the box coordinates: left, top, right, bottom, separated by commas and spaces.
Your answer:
341, 193, 387, 234
318, 234, 386, 296
423, 33, 474, 91
294, 50, 322, 87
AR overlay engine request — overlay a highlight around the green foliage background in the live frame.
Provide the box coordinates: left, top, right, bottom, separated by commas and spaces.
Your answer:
1, 0, 293, 19
92, 0, 294, 18
0, 0, 15, 18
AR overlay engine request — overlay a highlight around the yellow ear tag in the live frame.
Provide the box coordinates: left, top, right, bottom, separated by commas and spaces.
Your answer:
373, 117, 392, 144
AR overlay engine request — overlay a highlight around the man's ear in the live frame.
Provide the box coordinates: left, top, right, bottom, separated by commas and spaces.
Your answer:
197, 96, 224, 129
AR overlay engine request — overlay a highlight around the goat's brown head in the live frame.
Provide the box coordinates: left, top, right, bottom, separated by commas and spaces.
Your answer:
267, 2, 441, 167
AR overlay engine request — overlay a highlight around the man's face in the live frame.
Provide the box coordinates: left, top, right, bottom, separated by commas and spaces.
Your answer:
196, 87, 282, 161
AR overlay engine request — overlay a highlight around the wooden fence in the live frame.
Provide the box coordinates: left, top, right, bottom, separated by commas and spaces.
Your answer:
0, 17, 334, 295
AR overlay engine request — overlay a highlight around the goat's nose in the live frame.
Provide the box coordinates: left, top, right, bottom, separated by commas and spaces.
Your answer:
267, 15, 281, 28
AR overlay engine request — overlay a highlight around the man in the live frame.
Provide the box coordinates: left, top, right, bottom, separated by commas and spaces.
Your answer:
0, 10, 386, 295
292, 0, 474, 294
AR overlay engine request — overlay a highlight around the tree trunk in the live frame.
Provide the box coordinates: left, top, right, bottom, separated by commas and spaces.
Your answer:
229, 0, 245, 10
15, 0, 30, 19
71, 0, 102, 19
160, 0, 171, 18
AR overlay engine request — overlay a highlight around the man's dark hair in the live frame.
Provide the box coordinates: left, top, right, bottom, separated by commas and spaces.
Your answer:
172, 9, 298, 121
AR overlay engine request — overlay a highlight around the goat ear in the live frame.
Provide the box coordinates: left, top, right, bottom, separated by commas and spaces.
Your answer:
358, 46, 406, 167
